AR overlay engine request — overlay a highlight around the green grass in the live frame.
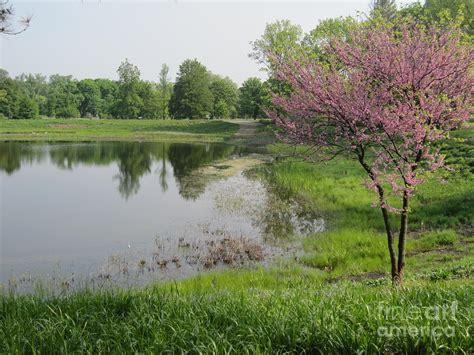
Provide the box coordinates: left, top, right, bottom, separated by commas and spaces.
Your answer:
263, 121, 474, 281
0, 118, 240, 142
407, 229, 457, 252
1, 277, 473, 353
0, 121, 473, 353
264, 156, 473, 276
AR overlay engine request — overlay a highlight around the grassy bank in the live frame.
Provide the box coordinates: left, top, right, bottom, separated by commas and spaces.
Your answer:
0, 118, 239, 142
1, 122, 472, 353
266, 156, 473, 281
265, 122, 473, 280
1, 276, 472, 353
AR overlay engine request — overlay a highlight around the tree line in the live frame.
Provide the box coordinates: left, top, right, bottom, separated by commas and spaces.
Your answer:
0, 59, 267, 120
1, 0, 471, 121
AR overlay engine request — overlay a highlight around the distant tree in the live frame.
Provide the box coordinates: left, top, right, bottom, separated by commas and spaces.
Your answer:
46, 75, 81, 118
157, 64, 172, 119
0, 70, 39, 119
138, 81, 160, 119
0, 70, 21, 118
213, 100, 230, 119
370, 0, 397, 20
424, 0, 474, 37
397, 0, 473, 40
16, 95, 38, 119
209, 75, 239, 119
77, 79, 101, 118
0, 0, 30, 35
250, 20, 304, 72
0, 68, 8, 80
94, 78, 118, 118
303, 17, 359, 62
16, 73, 48, 115
0, 89, 7, 117
115, 59, 143, 119
267, 22, 474, 284
170, 59, 213, 119
238, 77, 264, 119
250, 21, 307, 117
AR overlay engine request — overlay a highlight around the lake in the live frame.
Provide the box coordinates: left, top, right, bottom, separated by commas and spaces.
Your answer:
0, 141, 323, 292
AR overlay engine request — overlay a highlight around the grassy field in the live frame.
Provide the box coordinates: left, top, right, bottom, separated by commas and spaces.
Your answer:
0, 120, 473, 353
1, 276, 472, 353
0, 118, 240, 142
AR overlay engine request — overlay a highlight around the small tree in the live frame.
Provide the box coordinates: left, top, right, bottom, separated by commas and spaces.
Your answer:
238, 77, 264, 119
209, 75, 239, 119
157, 64, 172, 119
115, 59, 143, 119
267, 22, 474, 284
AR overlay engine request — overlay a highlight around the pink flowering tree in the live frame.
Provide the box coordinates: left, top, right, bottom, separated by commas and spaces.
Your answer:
267, 23, 474, 284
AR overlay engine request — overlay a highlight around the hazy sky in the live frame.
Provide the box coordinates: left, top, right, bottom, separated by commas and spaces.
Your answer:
1, 1, 416, 85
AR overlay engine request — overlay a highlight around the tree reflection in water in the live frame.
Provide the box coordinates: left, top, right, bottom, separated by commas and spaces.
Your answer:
0, 141, 243, 199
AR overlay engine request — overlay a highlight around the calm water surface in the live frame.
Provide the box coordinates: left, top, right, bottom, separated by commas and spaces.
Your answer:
0, 141, 323, 292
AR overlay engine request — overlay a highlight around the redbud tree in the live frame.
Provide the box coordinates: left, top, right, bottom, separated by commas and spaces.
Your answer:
267, 22, 474, 284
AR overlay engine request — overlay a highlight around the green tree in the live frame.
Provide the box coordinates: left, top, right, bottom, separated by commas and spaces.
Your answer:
95, 78, 118, 118
213, 100, 229, 119
238, 77, 264, 119
46, 75, 81, 118
0, 89, 7, 117
78, 79, 101, 118
250, 20, 304, 72
16, 73, 48, 116
114, 59, 143, 119
138, 81, 160, 119
303, 17, 359, 62
396, 0, 473, 39
0, 70, 21, 119
424, 0, 474, 37
16, 95, 38, 119
157, 64, 172, 119
0, 71, 38, 119
370, 0, 397, 20
209, 75, 239, 119
170, 59, 213, 119
250, 20, 307, 117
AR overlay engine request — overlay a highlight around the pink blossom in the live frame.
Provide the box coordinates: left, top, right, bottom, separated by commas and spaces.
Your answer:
268, 23, 474, 210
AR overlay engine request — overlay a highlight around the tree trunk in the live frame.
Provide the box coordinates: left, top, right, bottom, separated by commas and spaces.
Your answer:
356, 152, 402, 285
397, 191, 409, 285
376, 185, 398, 282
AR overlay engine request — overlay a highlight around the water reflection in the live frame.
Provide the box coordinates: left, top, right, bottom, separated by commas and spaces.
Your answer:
0, 141, 324, 292
0, 141, 242, 199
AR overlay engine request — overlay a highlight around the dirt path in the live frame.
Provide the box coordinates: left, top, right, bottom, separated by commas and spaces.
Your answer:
234, 120, 261, 138
226, 120, 272, 147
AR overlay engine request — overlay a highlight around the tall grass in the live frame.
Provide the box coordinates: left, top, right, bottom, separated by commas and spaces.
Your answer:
1, 279, 472, 353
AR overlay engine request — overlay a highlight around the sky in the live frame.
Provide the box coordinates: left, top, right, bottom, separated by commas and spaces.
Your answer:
1, 0, 417, 85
